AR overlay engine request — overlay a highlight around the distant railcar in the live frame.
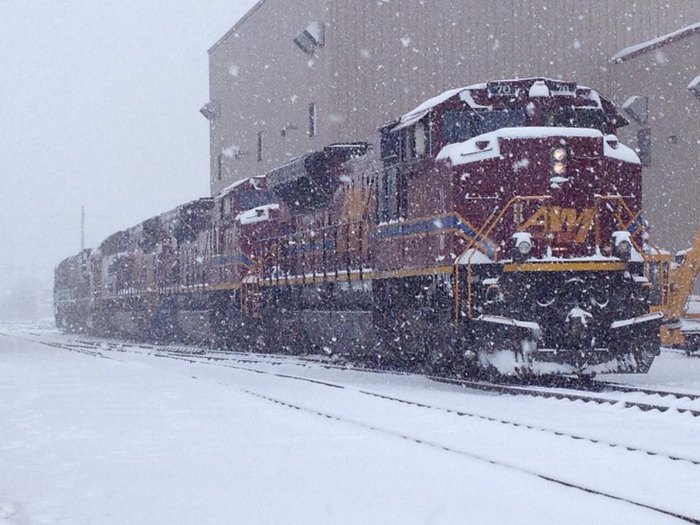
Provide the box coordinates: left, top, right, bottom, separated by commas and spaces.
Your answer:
54, 249, 92, 331
55, 78, 663, 376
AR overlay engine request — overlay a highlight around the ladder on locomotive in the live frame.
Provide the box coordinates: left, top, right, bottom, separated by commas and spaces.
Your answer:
241, 264, 263, 319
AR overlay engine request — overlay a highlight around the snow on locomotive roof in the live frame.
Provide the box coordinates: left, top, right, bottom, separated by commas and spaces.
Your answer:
392, 78, 600, 131
393, 86, 476, 130
612, 21, 700, 63
160, 197, 213, 218
235, 203, 279, 225
437, 127, 640, 166
218, 175, 265, 199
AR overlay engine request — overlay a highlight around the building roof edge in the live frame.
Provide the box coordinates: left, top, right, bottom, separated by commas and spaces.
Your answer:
612, 21, 700, 63
208, 0, 268, 55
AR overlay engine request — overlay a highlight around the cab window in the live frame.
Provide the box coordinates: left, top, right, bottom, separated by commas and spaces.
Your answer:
544, 106, 611, 133
442, 109, 527, 143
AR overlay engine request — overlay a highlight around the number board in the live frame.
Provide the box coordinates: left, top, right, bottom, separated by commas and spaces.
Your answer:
487, 83, 522, 97
550, 83, 577, 96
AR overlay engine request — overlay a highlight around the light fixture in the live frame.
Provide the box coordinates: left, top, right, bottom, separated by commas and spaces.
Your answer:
200, 101, 220, 121
294, 21, 325, 54
621, 96, 649, 126
550, 146, 569, 176
552, 147, 567, 162
552, 162, 567, 175
612, 231, 633, 261
689, 75, 700, 101
517, 240, 532, 255
616, 240, 632, 259
512, 232, 533, 261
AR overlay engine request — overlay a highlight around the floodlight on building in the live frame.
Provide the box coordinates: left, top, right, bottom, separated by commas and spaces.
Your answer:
621, 96, 649, 126
305, 21, 324, 46
294, 21, 325, 54
200, 101, 220, 121
294, 33, 314, 54
688, 75, 700, 101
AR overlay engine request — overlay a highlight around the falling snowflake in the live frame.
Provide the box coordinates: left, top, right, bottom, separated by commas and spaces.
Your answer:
512, 159, 530, 171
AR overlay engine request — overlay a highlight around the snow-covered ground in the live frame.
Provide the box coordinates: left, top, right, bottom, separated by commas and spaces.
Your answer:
605, 347, 700, 391
1, 326, 698, 524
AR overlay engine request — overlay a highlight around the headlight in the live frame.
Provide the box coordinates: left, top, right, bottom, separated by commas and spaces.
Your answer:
517, 240, 532, 255
616, 240, 632, 257
512, 232, 533, 261
612, 231, 634, 261
552, 147, 568, 162
550, 146, 569, 177
552, 162, 567, 175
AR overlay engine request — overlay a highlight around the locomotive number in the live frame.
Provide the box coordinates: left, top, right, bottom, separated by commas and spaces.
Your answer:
520, 206, 596, 243
487, 83, 522, 97
551, 85, 575, 96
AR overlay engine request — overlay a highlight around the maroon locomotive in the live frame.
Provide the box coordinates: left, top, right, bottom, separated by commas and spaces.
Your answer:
55, 78, 663, 376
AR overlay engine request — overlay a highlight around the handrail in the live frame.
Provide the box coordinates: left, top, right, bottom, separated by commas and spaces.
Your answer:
248, 218, 371, 282
453, 195, 551, 320
462, 195, 552, 264
592, 194, 646, 255
453, 194, 652, 319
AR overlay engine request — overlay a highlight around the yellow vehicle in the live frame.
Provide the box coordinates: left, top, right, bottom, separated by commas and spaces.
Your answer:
648, 227, 700, 353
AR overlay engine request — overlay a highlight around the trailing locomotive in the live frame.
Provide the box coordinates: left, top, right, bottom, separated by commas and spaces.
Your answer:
55, 78, 664, 376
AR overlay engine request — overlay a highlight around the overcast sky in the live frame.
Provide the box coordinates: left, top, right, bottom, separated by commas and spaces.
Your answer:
0, 0, 257, 296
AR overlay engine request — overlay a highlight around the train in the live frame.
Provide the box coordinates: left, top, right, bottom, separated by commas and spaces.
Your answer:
55, 77, 665, 376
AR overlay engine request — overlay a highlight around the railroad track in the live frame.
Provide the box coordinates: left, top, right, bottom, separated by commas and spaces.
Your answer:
595, 380, 700, 401
152, 341, 700, 414
242, 388, 700, 525
33, 334, 700, 462
26, 331, 700, 419
432, 376, 700, 418
14, 331, 700, 522
195, 348, 700, 418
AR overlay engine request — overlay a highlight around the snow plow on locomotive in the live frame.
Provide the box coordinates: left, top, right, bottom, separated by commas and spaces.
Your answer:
55, 78, 665, 376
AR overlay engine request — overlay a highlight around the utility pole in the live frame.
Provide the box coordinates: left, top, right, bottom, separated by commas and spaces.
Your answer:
81, 206, 85, 252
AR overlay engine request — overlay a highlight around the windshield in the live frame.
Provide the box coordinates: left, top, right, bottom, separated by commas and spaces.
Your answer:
544, 106, 611, 133
442, 109, 528, 143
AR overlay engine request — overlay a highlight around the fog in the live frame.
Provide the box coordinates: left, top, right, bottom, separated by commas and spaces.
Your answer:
0, 0, 257, 319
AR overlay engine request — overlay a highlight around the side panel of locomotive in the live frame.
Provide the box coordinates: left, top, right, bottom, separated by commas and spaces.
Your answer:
237, 144, 379, 355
